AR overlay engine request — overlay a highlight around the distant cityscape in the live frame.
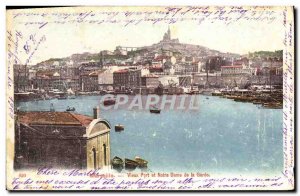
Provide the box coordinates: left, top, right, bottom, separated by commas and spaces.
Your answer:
14, 27, 283, 99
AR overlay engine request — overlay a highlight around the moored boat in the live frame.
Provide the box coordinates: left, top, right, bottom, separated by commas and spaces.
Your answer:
103, 97, 116, 106
135, 156, 148, 168
57, 96, 67, 100
125, 158, 139, 170
212, 91, 222, 96
66, 106, 75, 112
150, 105, 161, 114
115, 124, 124, 132
200, 89, 213, 96
68, 95, 76, 99
262, 102, 282, 109
111, 156, 124, 169
252, 100, 262, 105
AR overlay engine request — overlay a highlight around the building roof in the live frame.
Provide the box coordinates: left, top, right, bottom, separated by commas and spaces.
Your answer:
141, 74, 159, 78
221, 65, 243, 68
36, 70, 55, 77
18, 111, 93, 127
149, 66, 163, 72
154, 55, 169, 61
88, 71, 99, 76
114, 69, 129, 73
80, 71, 99, 77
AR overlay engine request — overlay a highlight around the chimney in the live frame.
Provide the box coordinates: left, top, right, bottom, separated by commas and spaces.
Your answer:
93, 106, 100, 119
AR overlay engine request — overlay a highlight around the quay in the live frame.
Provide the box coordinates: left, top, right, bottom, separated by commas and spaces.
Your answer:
212, 88, 283, 109
15, 85, 283, 110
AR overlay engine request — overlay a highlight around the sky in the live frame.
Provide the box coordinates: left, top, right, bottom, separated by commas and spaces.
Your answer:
7, 6, 286, 65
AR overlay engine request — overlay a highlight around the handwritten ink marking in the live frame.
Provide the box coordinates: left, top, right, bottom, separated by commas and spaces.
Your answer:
11, 6, 281, 28
24, 35, 46, 65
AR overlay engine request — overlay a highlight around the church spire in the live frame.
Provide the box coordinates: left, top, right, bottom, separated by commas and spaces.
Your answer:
162, 26, 175, 42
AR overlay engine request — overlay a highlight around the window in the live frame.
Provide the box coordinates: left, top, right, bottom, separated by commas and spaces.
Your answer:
103, 144, 107, 166
92, 147, 97, 169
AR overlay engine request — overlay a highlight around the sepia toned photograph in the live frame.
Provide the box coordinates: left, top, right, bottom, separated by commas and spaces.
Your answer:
6, 6, 294, 191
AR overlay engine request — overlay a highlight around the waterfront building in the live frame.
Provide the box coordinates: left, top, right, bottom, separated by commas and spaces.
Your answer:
33, 69, 80, 92
98, 66, 137, 91
158, 75, 179, 86
98, 69, 114, 91
14, 111, 111, 170
141, 74, 159, 88
221, 65, 245, 76
220, 59, 255, 76
64, 76, 80, 92
113, 69, 142, 90
174, 63, 199, 75
80, 71, 99, 92
14, 64, 30, 92
193, 73, 221, 87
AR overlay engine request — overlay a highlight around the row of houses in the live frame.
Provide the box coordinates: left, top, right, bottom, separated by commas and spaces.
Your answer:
220, 57, 283, 76
14, 64, 283, 93
14, 54, 283, 93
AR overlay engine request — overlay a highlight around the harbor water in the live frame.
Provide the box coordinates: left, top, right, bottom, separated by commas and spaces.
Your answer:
16, 95, 283, 175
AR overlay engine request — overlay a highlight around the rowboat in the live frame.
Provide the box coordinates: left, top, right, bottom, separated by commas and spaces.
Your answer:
150, 105, 161, 114
115, 124, 124, 132
135, 156, 148, 168
212, 91, 222, 96
103, 97, 116, 106
57, 96, 67, 100
263, 102, 283, 109
125, 158, 139, 170
111, 156, 124, 169
66, 106, 75, 112
68, 95, 76, 99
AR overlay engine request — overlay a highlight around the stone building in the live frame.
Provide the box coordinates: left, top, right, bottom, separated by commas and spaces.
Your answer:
174, 63, 199, 75
33, 70, 80, 92
113, 69, 142, 90
80, 71, 99, 91
220, 65, 255, 76
14, 111, 111, 170
141, 74, 159, 88
14, 64, 30, 92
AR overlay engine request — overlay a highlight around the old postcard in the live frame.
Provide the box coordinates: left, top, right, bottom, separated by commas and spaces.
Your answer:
6, 6, 294, 191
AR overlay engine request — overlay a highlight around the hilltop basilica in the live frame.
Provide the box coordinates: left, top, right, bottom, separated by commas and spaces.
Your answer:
160, 27, 179, 44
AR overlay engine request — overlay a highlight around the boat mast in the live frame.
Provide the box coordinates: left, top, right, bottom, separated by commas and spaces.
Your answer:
206, 59, 209, 88
269, 58, 272, 94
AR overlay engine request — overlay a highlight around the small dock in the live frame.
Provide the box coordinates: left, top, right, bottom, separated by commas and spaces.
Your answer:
215, 89, 283, 109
